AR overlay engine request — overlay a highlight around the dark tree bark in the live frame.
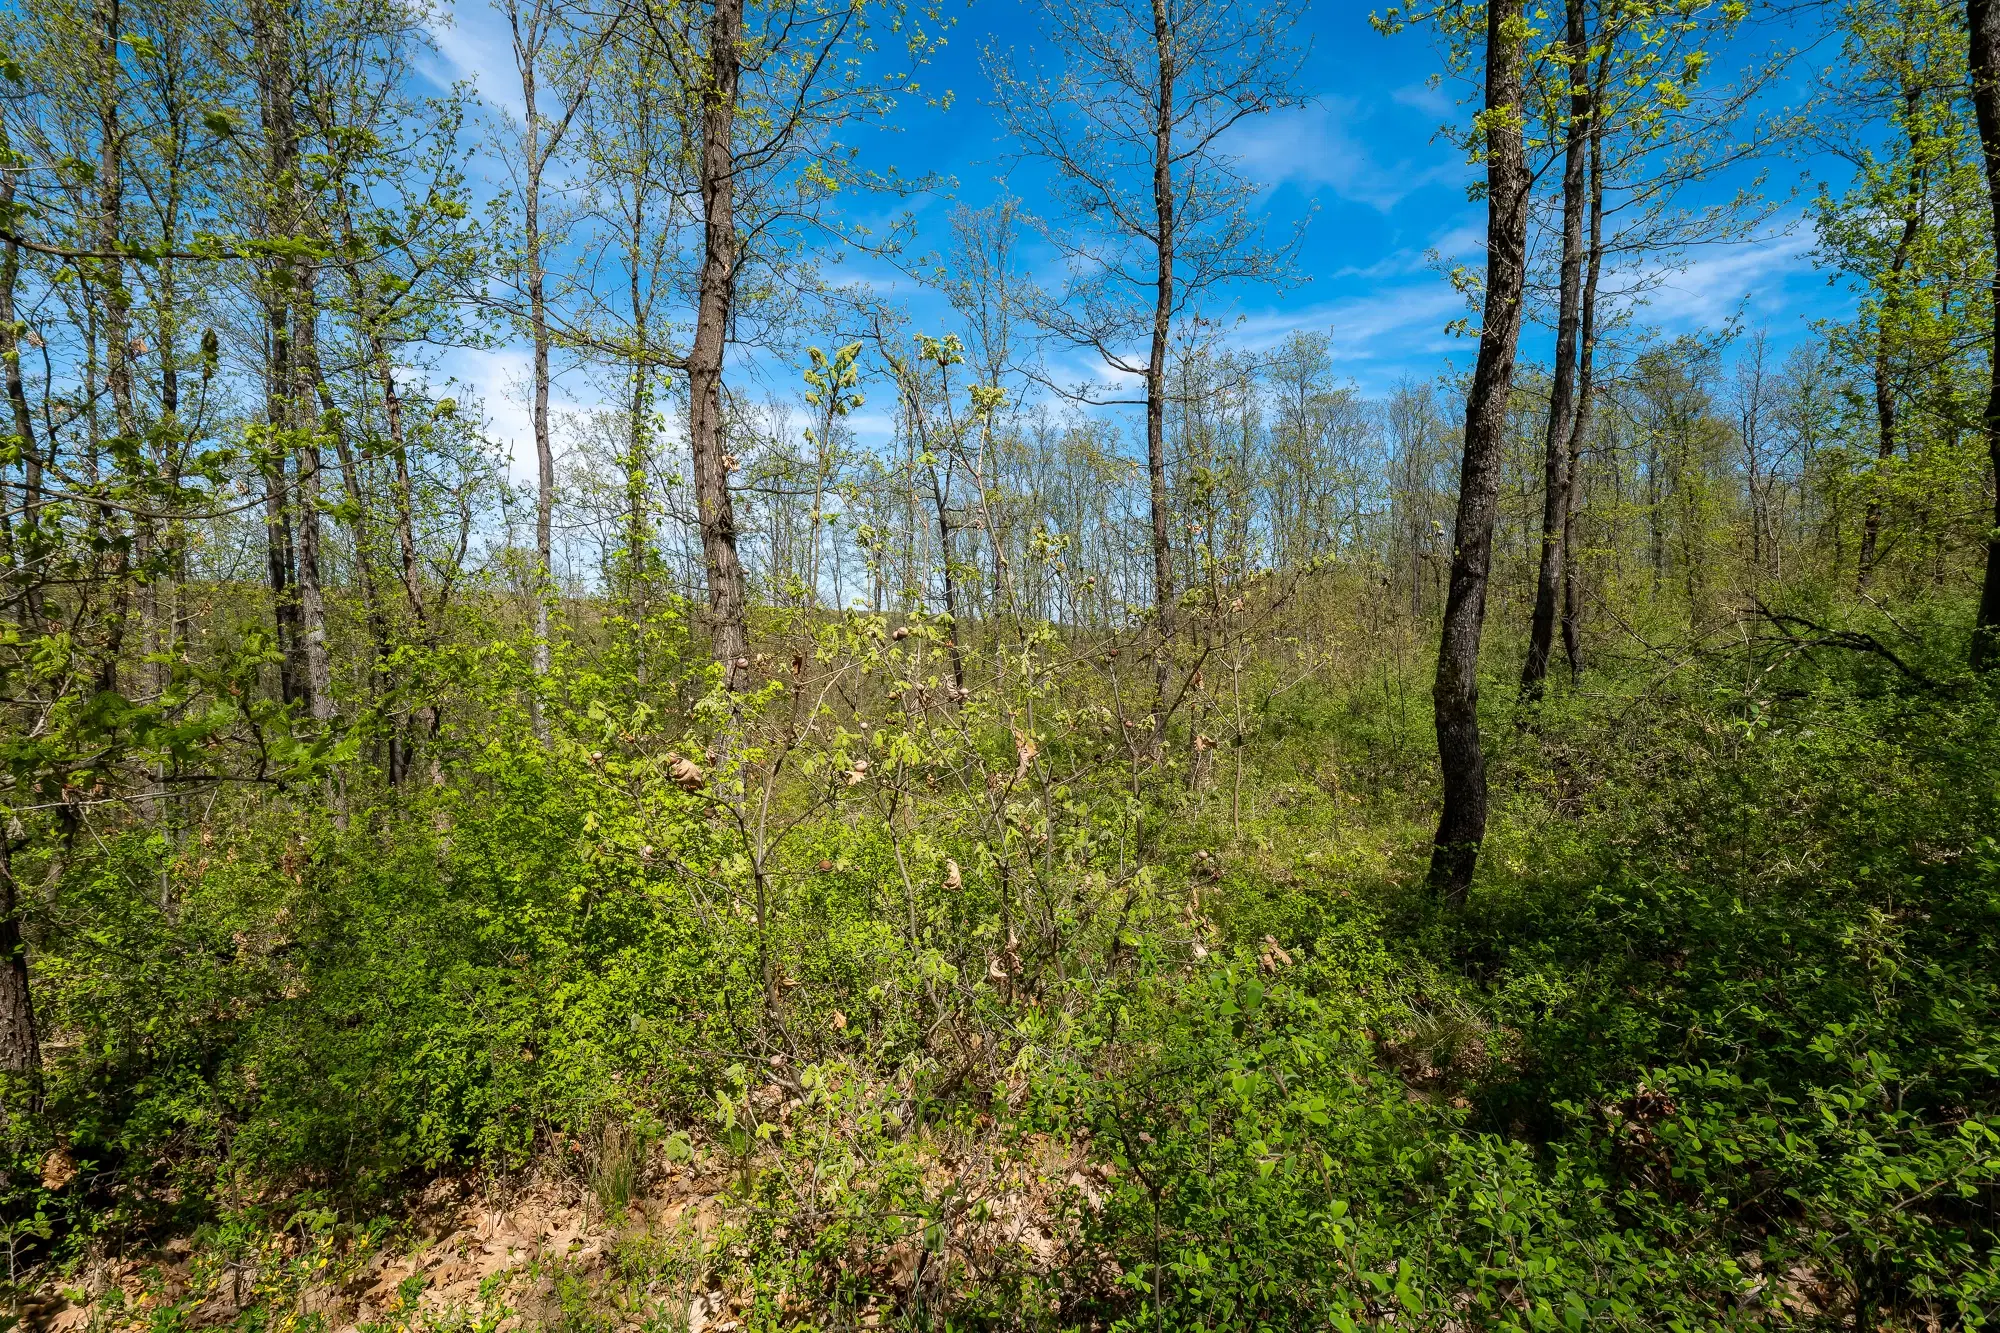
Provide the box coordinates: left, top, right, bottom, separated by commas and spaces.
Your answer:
1145, 0, 1177, 751
253, 0, 308, 707
263, 449, 302, 705
0, 164, 41, 1092
1521, 0, 1591, 702
1429, 0, 1529, 903
91, 0, 136, 700
932, 482, 967, 692
1559, 313, 1597, 681
688, 0, 750, 689
0, 169, 44, 626
1562, 43, 1611, 684
0, 838, 40, 1094
1969, 0, 2000, 666
94, 0, 134, 449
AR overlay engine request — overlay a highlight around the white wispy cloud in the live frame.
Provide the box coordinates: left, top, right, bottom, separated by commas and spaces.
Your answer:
1323, 216, 1482, 283
1230, 98, 1466, 212
422, 5, 506, 106
1618, 226, 1821, 331
1390, 79, 1456, 119
441, 346, 612, 485
1230, 282, 1463, 375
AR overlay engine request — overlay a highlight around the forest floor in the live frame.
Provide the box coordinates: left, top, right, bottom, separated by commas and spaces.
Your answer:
46, 1165, 744, 1333
35, 1122, 1099, 1333
14, 632, 1998, 1331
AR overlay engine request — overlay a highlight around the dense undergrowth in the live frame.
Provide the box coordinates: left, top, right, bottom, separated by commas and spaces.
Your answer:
4, 594, 1999, 1331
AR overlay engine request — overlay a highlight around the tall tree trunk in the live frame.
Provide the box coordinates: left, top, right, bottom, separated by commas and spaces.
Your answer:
1521, 0, 1590, 703
309, 315, 392, 718
625, 211, 650, 600
507, 0, 620, 701
95, 0, 133, 448
933, 482, 966, 691
1559, 434, 1587, 680
1428, 0, 1528, 904
253, 0, 305, 706
689, 0, 750, 689
1857, 332, 1896, 591
1860, 88, 1923, 594
153, 234, 183, 730
626, 364, 649, 590
525, 97, 555, 692
1560, 359, 1595, 683
1562, 53, 1609, 685
328, 200, 408, 775
363, 318, 439, 779
263, 349, 303, 706
293, 280, 335, 725
1145, 0, 1177, 753
0, 837, 39, 1097
380, 345, 425, 784
94, 0, 136, 699
1971, 0, 2000, 666
380, 351, 425, 625
0, 167, 43, 626
1647, 436, 1664, 598
1745, 439, 1765, 574
505, 3, 567, 724
1859, 230, 1916, 592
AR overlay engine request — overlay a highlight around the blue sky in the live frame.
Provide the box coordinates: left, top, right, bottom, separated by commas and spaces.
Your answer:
418, 0, 1857, 473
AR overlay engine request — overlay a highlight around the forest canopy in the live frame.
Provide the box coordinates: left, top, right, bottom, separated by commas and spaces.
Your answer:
0, 0, 1997, 1328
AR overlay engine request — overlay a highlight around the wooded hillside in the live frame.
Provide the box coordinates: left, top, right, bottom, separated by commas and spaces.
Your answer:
0, 0, 1997, 1327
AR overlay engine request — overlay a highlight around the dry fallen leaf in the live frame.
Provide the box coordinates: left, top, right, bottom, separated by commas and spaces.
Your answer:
1259, 934, 1294, 972
666, 752, 706, 791
41, 1148, 76, 1190
1012, 729, 1038, 781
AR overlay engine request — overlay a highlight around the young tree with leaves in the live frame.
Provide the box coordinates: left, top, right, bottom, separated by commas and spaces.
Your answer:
984, 0, 1308, 748
623, 0, 944, 689
1423, 0, 1532, 903
1522, 0, 1767, 690
1521, 0, 1590, 701
499, 0, 622, 700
